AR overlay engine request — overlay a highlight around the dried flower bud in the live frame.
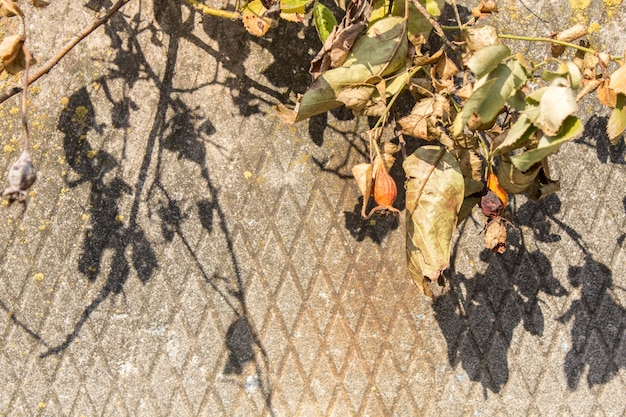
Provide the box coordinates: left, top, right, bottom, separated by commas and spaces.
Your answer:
3, 150, 37, 202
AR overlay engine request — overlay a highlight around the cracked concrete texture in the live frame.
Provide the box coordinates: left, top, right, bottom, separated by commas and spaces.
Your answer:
0, 0, 625, 416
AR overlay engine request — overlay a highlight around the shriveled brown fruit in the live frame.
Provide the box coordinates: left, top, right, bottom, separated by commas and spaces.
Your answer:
480, 190, 504, 219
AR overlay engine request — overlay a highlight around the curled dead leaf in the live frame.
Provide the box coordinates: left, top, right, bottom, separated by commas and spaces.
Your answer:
463, 25, 500, 52
550, 24, 587, 57
310, 0, 371, 78
471, 0, 497, 18
484, 217, 507, 253
576, 78, 602, 102
0, 0, 23, 17
597, 78, 617, 108
0, 35, 24, 74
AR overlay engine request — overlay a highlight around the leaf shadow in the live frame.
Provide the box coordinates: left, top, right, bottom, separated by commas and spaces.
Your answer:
33, 3, 275, 413
435, 195, 575, 394
575, 115, 625, 165
558, 254, 626, 389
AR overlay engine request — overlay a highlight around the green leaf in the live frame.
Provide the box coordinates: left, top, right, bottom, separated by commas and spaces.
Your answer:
280, 0, 310, 13
537, 78, 578, 136
607, 93, 626, 144
494, 114, 536, 155
312, 1, 337, 44
288, 16, 408, 122
452, 63, 520, 136
511, 116, 584, 171
566, 61, 582, 90
380, 0, 443, 46
497, 153, 541, 194
403, 146, 465, 295
466, 44, 511, 79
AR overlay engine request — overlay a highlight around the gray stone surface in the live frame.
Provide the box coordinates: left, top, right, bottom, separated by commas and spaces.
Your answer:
0, 0, 624, 416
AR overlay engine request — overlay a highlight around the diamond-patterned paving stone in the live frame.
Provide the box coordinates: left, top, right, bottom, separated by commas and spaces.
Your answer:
1, 1, 625, 417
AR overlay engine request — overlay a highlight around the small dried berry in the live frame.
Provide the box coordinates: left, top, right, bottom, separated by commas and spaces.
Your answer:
3, 150, 37, 202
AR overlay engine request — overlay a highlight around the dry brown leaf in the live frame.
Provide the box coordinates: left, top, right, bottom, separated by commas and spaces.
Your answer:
550, 24, 587, 57
463, 25, 500, 52
0, 0, 22, 17
576, 78, 602, 102
597, 79, 617, 108
484, 218, 507, 253
0, 35, 24, 74
310, 0, 371, 79
471, 0, 497, 18
351, 163, 373, 218
609, 64, 626, 96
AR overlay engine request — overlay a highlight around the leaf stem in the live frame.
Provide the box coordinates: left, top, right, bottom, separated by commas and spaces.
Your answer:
181, 0, 242, 19
0, 0, 132, 105
497, 33, 623, 61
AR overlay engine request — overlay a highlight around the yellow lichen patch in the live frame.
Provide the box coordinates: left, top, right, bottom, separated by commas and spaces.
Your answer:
9, 107, 19, 115
569, 0, 591, 8
243, 170, 253, 179
3, 144, 15, 153
34, 273, 44, 282
115, 214, 125, 222
587, 22, 601, 33
38, 220, 50, 231
604, 0, 622, 6
87, 150, 97, 158
60, 96, 69, 107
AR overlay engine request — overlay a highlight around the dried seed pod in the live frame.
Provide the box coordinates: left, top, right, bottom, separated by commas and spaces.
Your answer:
3, 150, 37, 202
551, 24, 588, 57
373, 162, 397, 208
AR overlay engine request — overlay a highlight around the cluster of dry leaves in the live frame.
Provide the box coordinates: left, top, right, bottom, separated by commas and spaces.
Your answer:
2, 0, 624, 295
269, 0, 626, 295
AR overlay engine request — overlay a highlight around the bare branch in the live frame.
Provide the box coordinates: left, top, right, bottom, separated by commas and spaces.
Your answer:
0, 0, 132, 105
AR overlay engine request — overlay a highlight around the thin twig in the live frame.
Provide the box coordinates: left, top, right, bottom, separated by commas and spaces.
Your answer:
0, 0, 132, 105
498, 33, 623, 61
409, 0, 455, 51
182, 0, 241, 19
21, 47, 32, 152
449, 0, 463, 31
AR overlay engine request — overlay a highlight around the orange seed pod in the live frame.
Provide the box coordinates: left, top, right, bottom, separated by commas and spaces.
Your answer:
373, 163, 397, 208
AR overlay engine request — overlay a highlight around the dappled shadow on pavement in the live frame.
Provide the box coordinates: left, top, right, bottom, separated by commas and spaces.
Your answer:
33, 2, 276, 413
435, 236, 567, 393
558, 255, 626, 389
436, 193, 624, 394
